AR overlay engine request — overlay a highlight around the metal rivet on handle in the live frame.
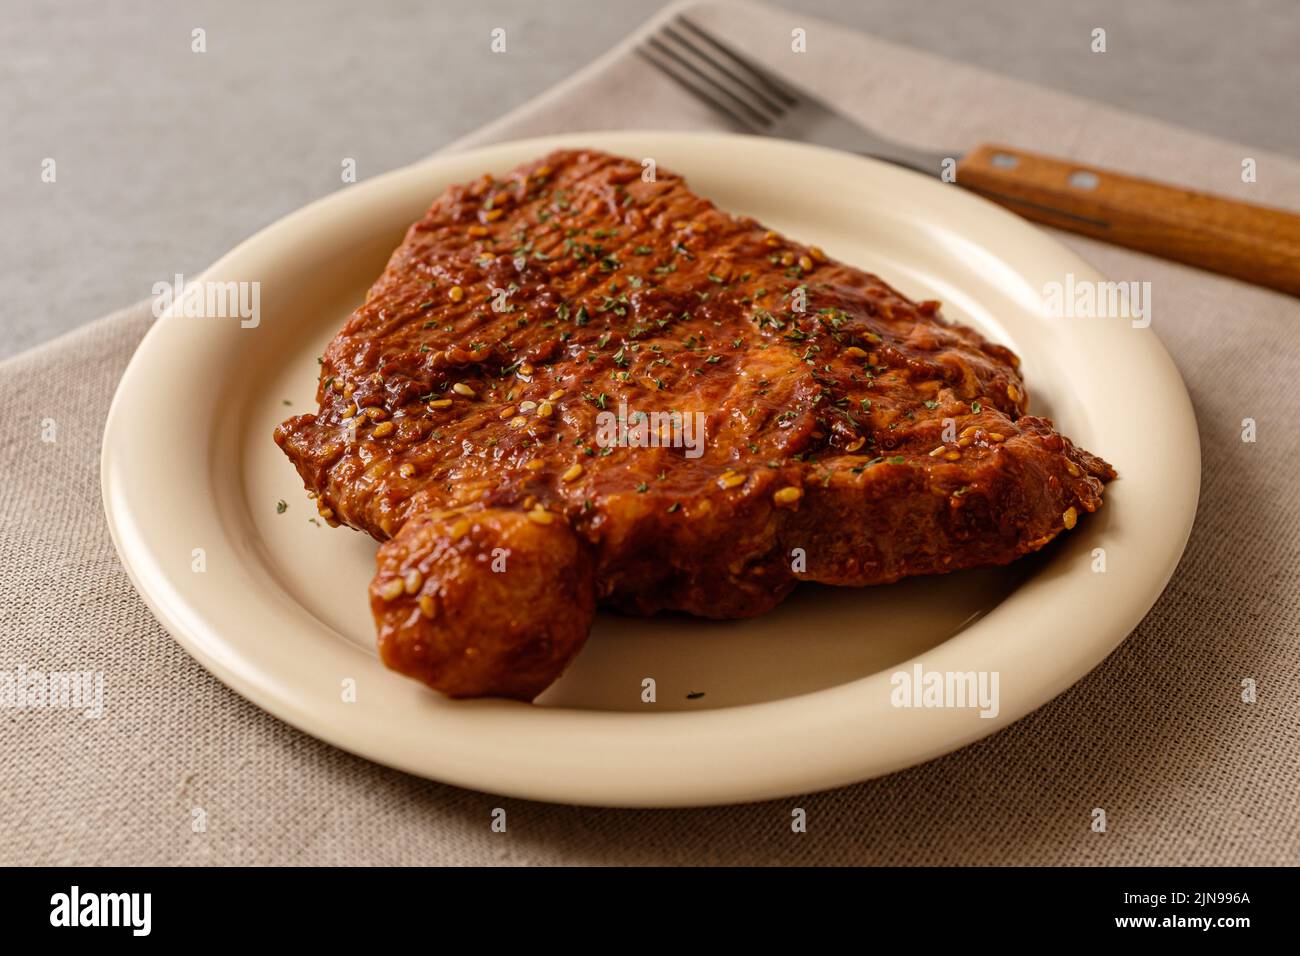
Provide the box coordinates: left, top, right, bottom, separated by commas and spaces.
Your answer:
991, 152, 1019, 169
1068, 170, 1101, 189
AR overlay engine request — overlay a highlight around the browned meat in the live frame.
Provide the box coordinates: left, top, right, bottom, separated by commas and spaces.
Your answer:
275, 148, 1115, 701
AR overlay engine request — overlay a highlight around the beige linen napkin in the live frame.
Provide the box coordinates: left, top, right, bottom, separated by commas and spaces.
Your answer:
2, 0, 1297, 865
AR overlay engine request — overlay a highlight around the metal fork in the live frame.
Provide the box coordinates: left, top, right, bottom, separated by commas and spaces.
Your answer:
637, 17, 951, 176
636, 16, 1300, 297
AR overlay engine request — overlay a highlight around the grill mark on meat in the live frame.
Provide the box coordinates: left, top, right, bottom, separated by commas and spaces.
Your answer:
275, 148, 1116, 700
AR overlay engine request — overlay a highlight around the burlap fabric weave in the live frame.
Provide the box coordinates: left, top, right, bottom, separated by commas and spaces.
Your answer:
2, 0, 1297, 864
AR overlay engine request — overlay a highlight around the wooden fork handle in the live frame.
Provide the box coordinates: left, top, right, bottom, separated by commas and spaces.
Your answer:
956, 144, 1300, 297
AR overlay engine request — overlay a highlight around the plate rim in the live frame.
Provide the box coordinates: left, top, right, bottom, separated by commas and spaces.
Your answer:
101, 130, 1201, 806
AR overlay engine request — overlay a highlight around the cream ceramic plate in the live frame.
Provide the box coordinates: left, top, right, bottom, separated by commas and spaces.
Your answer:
102, 132, 1198, 807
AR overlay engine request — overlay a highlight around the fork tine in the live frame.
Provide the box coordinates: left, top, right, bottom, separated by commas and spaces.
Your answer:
659, 23, 787, 117
675, 17, 802, 107
640, 38, 773, 130
636, 45, 765, 132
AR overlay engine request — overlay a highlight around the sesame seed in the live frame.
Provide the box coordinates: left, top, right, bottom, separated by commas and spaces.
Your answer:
1007, 384, 1020, 402
548, 389, 564, 401
798, 255, 814, 271
508, 416, 527, 429
718, 472, 746, 489
525, 459, 545, 471
379, 578, 404, 601
419, 594, 437, 619
452, 383, 476, 397
538, 401, 555, 418
1062, 507, 1078, 530
372, 421, 395, 438
773, 486, 803, 505
526, 509, 554, 525
449, 518, 471, 539
843, 347, 868, 360
403, 568, 423, 595
1066, 460, 1082, 477
943, 450, 961, 461
499, 405, 517, 420
448, 286, 465, 302
399, 463, 416, 478
561, 463, 583, 482
518, 400, 537, 413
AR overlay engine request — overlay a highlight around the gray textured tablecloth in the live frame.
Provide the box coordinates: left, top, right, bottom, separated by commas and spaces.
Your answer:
2, 0, 1297, 866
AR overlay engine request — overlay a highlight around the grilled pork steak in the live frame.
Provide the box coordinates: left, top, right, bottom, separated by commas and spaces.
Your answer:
275, 148, 1115, 700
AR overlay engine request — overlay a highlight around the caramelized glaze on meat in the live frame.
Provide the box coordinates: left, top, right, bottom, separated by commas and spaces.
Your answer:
275, 148, 1115, 700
